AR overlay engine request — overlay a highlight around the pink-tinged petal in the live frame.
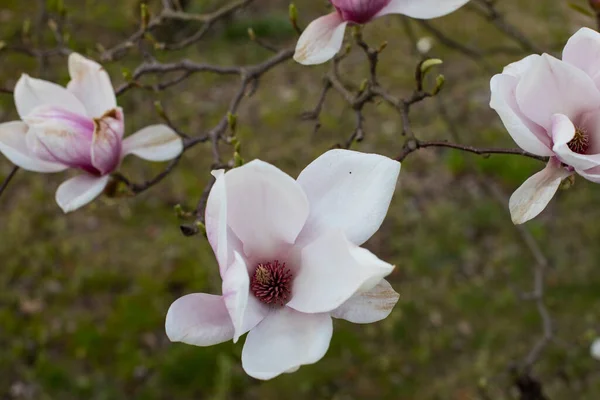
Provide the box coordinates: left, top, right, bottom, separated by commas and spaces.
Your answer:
331, 279, 399, 324
489, 74, 553, 156
165, 293, 235, 346
205, 170, 245, 277
579, 110, 600, 154
376, 0, 469, 19
551, 114, 600, 171
288, 230, 394, 314
502, 54, 541, 78
0, 121, 66, 172
222, 251, 270, 343
121, 124, 183, 161
91, 108, 124, 175
55, 174, 110, 213
516, 54, 600, 130
509, 158, 571, 224
331, 0, 390, 23
14, 74, 87, 119
241, 307, 332, 380
580, 165, 600, 183
67, 53, 117, 118
563, 28, 600, 88
24, 107, 95, 172
296, 149, 400, 246
223, 160, 309, 261
294, 13, 348, 65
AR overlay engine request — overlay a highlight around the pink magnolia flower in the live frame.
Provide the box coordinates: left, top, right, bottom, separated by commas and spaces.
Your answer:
490, 28, 600, 224
166, 149, 401, 380
294, 0, 469, 65
0, 53, 183, 212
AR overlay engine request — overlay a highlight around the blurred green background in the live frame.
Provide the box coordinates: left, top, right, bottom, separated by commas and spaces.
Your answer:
1, 0, 600, 398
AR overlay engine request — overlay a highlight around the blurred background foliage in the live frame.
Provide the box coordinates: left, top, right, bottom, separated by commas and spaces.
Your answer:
1, 0, 600, 399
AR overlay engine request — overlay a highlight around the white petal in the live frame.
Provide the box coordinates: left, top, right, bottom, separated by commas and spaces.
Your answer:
563, 28, 600, 89
223, 160, 309, 261
294, 13, 348, 65
14, 74, 87, 119
376, 0, 469, 19
222, 251, 269, 342
0, 121, 66, 172
165, 293, 235, 346
241, 308, 332, 380
509, 158, 571, 224
121, 124, 183, 162
55, 174, 110, 213
331, 279, 399, 324
296, 149, 400, 246
489, 73, 553, 156
205, 170, 244, 278
67, 53, 117, 118
502, 54, 541, 78
551, 114, 600, 171
516, 54, 600, 130
287, 230, 394, 314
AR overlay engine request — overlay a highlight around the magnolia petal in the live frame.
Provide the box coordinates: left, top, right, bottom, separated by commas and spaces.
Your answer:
24, 109, 95, 171
0, 121, 66, 172
296, 149, 400, 246
287, 230, 394, 314
502, 54, 541, 79
294, 13, 348, 65
516, 54, 600, 130
562, 28, 600, 89
489, 74, 553, 156
509, 158, 571, 224
55, 174, 110, 213
222, 251, 269, 343
205, 170, 244, 278
551, 114, 600, 171
91, 108, 124, 175
165, 293, 235, 346
121, 124, 183, 162
223, 160, 309, 261
67, 53, 117, 118
331, 279, 399, 324
577, 165, 600, 183
376, 0, 469, 19
241, 307, 332, 380
14, 74, 87, 118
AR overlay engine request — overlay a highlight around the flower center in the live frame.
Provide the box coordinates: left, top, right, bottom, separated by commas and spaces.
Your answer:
250, 261, 292, 306
568, 126, 590, 154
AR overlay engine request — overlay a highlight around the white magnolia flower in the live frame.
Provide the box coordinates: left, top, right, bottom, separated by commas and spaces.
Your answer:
490, 28, 600, 224
166, 149, 401, 380
294, 0, 469, 65
0, 53, 183, 212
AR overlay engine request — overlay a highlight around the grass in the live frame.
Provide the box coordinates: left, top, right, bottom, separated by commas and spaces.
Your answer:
1, 0, 600, 398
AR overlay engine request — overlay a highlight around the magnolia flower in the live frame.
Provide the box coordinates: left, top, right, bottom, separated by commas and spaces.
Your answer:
0, 53, 183, 212
490, 28, 600, 224
166, 149, 401, 380
294, 0, 469, 65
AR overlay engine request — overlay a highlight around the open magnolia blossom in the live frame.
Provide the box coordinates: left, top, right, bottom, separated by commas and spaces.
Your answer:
294, 0, 469, 65
490, 28, 600, 224
166, 149, 401, 380
0, 53, 183, 213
